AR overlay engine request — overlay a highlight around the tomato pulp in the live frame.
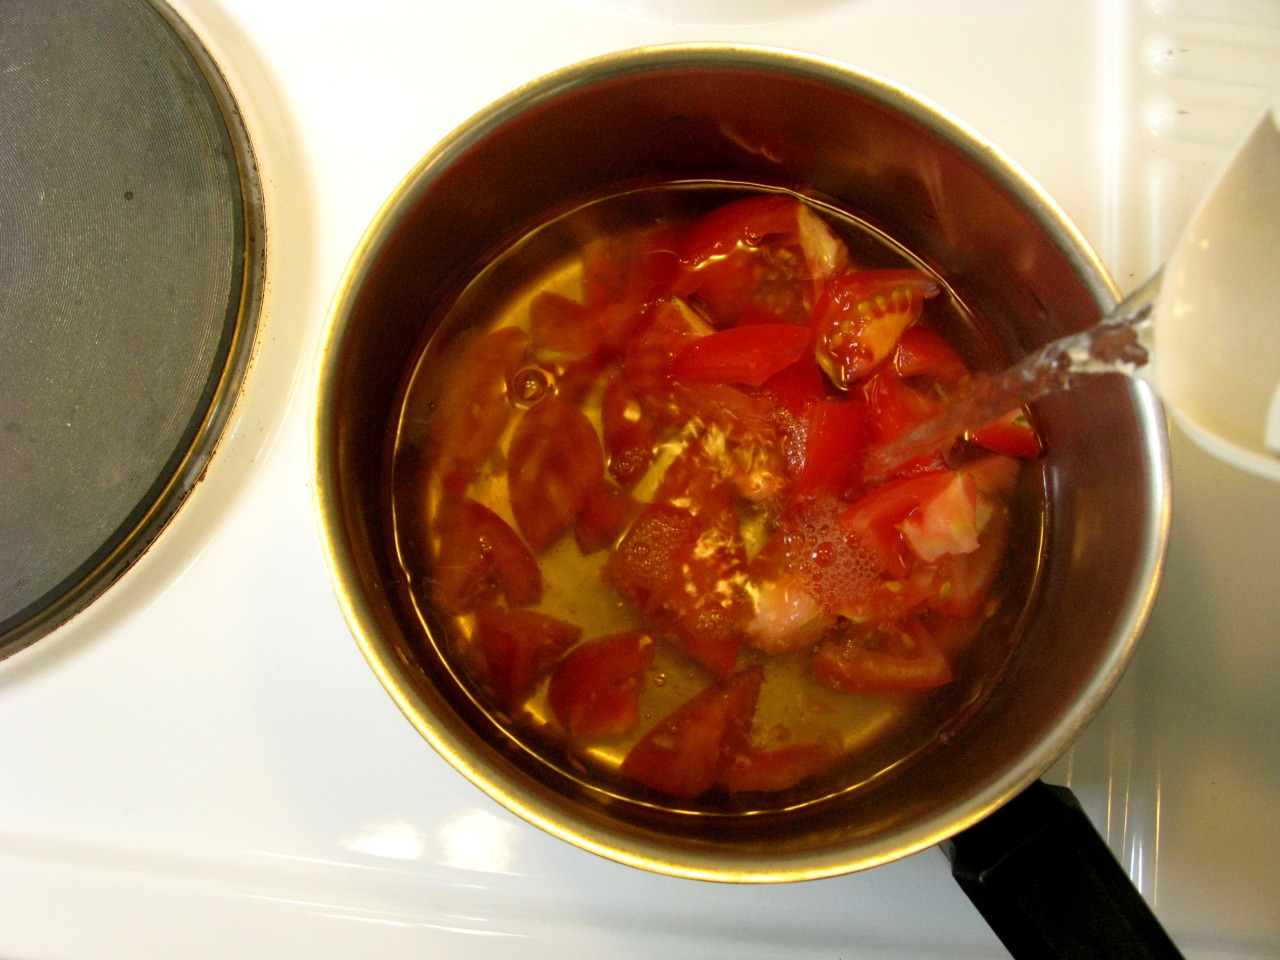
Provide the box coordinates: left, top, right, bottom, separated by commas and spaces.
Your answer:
390, 185, 1045, 809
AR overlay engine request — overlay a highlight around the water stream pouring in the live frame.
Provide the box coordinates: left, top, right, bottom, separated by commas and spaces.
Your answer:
869, 95, 1280, 484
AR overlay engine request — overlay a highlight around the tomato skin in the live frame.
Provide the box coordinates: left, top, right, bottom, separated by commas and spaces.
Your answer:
620, 666, 763, 799
471, 606, 582, 712
812, 619, 952, 694
670, 323, 811, 388
861, 368, 944, 445
548, 630, 656, 739
813, 269, 939, 389
431, 498, 542, 615
432, 327, 529, 495
972, 408, 1042, 459
507, 395, 605, 552
788, 398, 869, 500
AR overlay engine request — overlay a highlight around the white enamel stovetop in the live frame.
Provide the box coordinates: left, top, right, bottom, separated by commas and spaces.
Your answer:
1, 1, 1277, 957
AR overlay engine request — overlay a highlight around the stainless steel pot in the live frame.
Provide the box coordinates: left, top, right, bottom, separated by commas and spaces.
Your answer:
313, 43, 1173, 956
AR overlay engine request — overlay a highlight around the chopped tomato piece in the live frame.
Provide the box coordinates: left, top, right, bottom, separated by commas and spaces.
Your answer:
812, 620, 952, 694
507, 395, 605, 552
653, 442, 738, 519
719, 739, 838, 793
788, 398, 869, 500
897, 470, 981, 563
620, 666, 763, 799
573, 481, 641, 554
761, 347, 829, 416
893, 324, 969, 388
656, 386, 789, 506
749, 498, 886, 622
964, 453, 1022, 498
743, 572, 833, 655
929, 506, 1010, 617
431, 327, 529, 495
430, 498, 541, 615
670, 323, 811, 388
838, 470, 955, 577
582, 223, 682, 315
604, 502, 700, 614
674, 195, 846, 327
471, 606, 581, 712
919, 610, 986, 657
600, 371, 658, 487
603, 501, 746, 677
528, 290, 601, 358
861, 369, 945, 445
972, 408, 1042, 459
526, 291, 604, 401
813, 269, 940, 389
548, 631, 655, 739
623, 298, 716, 395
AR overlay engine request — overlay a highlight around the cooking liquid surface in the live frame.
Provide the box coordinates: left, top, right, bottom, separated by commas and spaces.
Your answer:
388, 183, 1044, 812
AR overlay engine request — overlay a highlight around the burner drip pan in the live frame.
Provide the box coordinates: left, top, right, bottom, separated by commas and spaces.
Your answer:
0, 0, 265, 657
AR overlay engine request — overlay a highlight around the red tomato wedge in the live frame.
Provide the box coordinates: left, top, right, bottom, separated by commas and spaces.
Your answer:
528, 290, 601, 358
838, 470, 956, 577
582, 224, 681, 314
620, 666, 763, 799
548, 630, 656, 740
623, 298, 716, 394
603, 501, 745, 678
573, 481, 641, 555
719, 740, 838, 794
812, 620, 952, 694
430, 498, 542, 615
600, 371, 658, 488
788, 398, 869, 500
674, 195, 846, 327
507, 395, 605, 552
762, 347, 829, 416
472, 606, 582, 712
971, 408, 1042, 459
813, 270, 940, 389
432, 327, 529, 495
670, 323, 811, 388
861, 369, 945, 445
892, 324, 969, 388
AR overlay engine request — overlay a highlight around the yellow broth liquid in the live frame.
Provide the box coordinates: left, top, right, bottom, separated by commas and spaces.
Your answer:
388, 183, 1045, 812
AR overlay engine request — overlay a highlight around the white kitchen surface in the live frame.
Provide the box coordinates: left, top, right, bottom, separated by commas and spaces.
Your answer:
1, 1, 1277, 956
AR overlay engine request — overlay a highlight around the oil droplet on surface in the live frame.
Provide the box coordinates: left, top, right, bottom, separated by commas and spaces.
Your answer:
511, 366, 551, 406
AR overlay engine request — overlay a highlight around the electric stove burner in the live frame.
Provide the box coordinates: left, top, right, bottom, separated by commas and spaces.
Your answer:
0, 0, 264, 657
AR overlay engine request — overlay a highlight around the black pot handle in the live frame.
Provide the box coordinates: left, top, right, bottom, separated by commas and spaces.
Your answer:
943, 780, 1186, 959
